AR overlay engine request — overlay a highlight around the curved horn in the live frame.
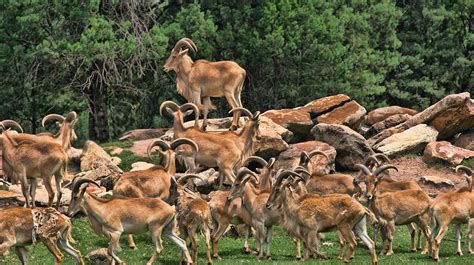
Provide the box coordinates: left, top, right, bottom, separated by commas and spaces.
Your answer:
374, 164, 398, 177
294, 166, 311, 182
177, 174, 202, 185
159, 101, 180, 116
65, 111, 78, 122
267, 157, 276, 168
235, 167, 258, 183
172, 38, 197, 53
299, 151, 310, 166
374, 153, 390, 164
456, 165, 472, 176
42, 114, 65, 127
0, 120, 23, 133
308, 150, 329, 160
275, 170, 302, 186
229, 107, 253, 119
147, 140, 171, 159
245, 156, 267, 168
170, 138, 199, 154
364, 156, 380, 167
0, 178, 11, 186
71, 178, 100, 196
253, 111, 261, 120
355, 164, 372, 176
179, 103, 201, 125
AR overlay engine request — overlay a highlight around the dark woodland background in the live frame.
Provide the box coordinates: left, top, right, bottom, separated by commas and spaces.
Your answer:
0, 0, 472, 143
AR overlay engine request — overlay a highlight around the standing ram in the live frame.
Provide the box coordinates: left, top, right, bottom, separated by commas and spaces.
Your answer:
163, 38, 246, 131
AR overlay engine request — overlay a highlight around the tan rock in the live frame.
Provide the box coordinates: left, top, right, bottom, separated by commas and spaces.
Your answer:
429, 98, 474, 139
262, 108, 313, 141
119, 128, 168, 141
315, 100, 367, 130
311, 123, 374, 170
423, 141, 474, 165
275, 141, 336, 175
419, 175, 454, 187
365, 106, 417, 125
373, 124, 438, 156
131, 161, 155, 171
365, 114, 411, 138
301, 94, 351, 116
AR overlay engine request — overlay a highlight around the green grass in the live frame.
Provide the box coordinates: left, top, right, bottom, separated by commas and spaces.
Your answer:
100, 140, 134, 149
114, 150, 157, 171
1, 218, 473, 264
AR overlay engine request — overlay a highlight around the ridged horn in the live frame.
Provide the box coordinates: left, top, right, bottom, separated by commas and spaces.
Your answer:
0, 120, 23, 133
245, 156, 267, 168
275, 170, 302, 186
364, 156, 380, 167
374, 153, 390, 164
235, 167, 257, 183
170, 138, 198, 154
179, 103, 200, 125
229, 107, 253, 119
267, 157, 276, 168
65, 111, 78, 122
147, 140, 171, 159
71, 178, 100, 196
177, 174, 202, 185
374, 164, 398, 177
160, 101, 180, 116
42, 114, 65, 127
172, 38, 197, 53
456, 165, 472, 176
355, 164, 372, 176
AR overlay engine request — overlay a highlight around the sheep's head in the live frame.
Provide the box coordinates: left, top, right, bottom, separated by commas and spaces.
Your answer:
147, 138, 198, 172
160, 101, 200, 130
0, 120, 23, 133
67, 178, 101, 217
42, 111, 79, 147
226, 168, 258, 202
456, 165, 473, 191
300, 150, 331, 176
164, 38, 197, 72
266, 169, 302, 210
355, 164, 398, 200
229, 108, 261, 140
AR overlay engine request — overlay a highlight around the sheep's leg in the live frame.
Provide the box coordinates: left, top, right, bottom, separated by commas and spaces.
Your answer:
265, 226, 273, 260
353, 216, 378, 265
416, 225, 422, 250
211, 218, 228, 259
433, 223, 449, 261
29, 178, 38, 208
293, 238, 302, 260
163, 225, 192, 264
14, 246, 28, 265
127, 235, 137, 250
204, 225, 212, 265
254, 223, 265, 260
201, 96, 212, 131
305, 230, 327, 260
416, 215, 431, 255
225, 92, 240, 131
190, 228, 199, 264
456, 224, 463, 256
54, 172, 63, 209
241, 226, 254, 254
42, 238, 64, 265
379, 225, 388, 255
407, 223, 417, 252
339, 226, 357, 262
337, 231, 345, 260
107, 231, 124, 264
19, 172, 30, 208
58, 234, 84, 265
468, 219, 473, 254
385, 221, 396, 256
147, 228, 163, 265
43, 176, 55, 208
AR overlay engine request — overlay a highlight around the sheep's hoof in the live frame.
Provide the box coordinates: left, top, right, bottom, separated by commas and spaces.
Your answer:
266, 255, 272, 260
212, 255, 221, 261
295, 256, 302, 260
129, 245, 137, 250
229, 125, 238, 131
410, 248, 416, 252
457, 251, 463, 256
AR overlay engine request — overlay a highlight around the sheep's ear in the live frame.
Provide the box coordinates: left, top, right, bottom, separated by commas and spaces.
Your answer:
166, 107, 174, 115
179, 49, 189, 56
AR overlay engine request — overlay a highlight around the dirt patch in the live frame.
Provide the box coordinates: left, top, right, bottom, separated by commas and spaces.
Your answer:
128, 138, 157, 157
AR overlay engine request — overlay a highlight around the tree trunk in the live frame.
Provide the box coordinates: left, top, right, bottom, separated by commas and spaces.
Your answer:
87, 80, 110, 143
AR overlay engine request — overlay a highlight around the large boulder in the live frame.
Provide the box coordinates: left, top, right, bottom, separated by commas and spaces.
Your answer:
429, 97, 474, 139
314, 100, 367, 131
301, 94, 351, 117
365, 114, 411, 138
373, 124, 438, 156
423, 141, 474, 165
311, 123, 374, 170
78, 141, 123, 190
275, 141, 336, 175
8, 184, 72, 207
119, 128, 168, 141
454, 130, 474, 151
365, 106, 417, 126
369, 93, 472, 146
262, 108, 312, 142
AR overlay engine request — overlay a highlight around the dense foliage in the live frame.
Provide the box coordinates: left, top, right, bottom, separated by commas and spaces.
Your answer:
0, 1, 472, 142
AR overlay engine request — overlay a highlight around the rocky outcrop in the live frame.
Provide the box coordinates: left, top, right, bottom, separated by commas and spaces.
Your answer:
373, 124, 438, 156
78, 141, 123, 190
119, 128, 169, 141
369, 92, 472, 146
311, 123, 374, 170
314, 100, 367, 131
301, 94, 351, 117
275, 141, 336, 174
262, 108, 313, 142
423, 141, 474, 165
365, 114, 411, 138
454, 130, 474, 151
419, 175, 454, 188
365, 106, 417, 125
85, 248, 111, 265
